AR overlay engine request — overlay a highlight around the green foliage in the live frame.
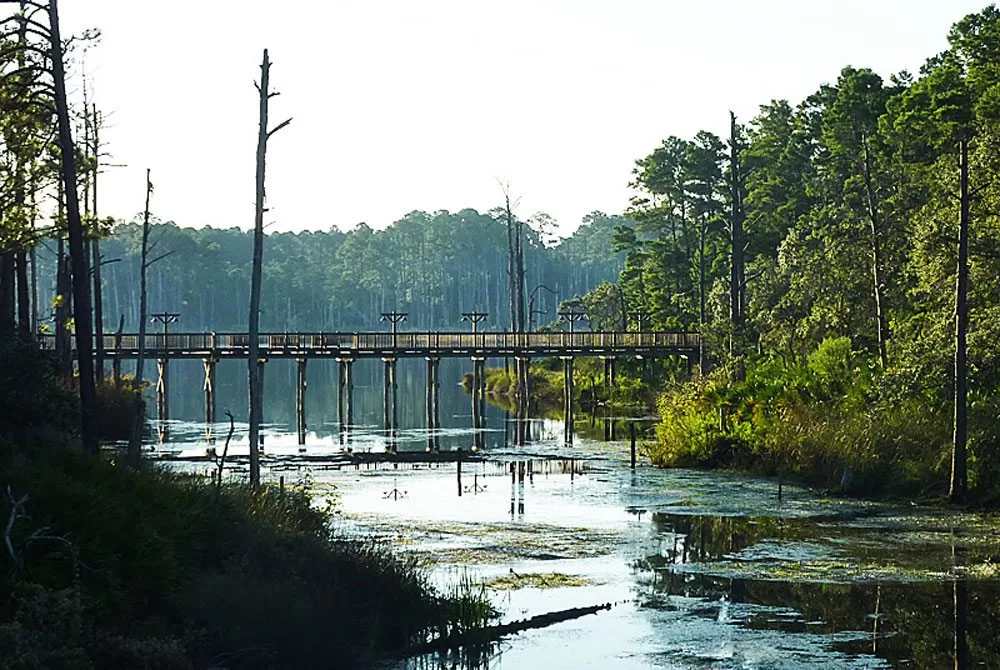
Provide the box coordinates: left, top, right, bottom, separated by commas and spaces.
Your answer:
53, 209, 625, 336
0, 337, 490, 669
0, 339, 76, 443
648, 347, 961, 498
0, 439, 471, 668
624, 6, 1000, 501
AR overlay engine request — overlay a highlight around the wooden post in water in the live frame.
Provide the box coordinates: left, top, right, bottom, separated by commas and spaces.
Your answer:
630, 422, 637, 470
296, 358, 307, 445
257, 358, 267, 449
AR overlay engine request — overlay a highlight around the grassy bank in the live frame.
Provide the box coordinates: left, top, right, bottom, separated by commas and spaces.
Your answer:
461, 357, 675, 415
0, 340, 489, 669
648, 337, 1000, 503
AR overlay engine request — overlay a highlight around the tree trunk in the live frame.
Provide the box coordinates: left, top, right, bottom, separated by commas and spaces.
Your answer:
128, 170, 152, 468
15, 251, 29, 338
515, 218, 526, 333
950, 137, 969, 504
0, 251, 13, 335
135, 170, 152, 386
505, 195, 516, 331
729, 112, 746, 379
92, 105, 104, 381
862, 138, 889, 369
55, 235, 72, 378
49, 0, 98, 453
249, 48, 287, 492
93, 238, 104, 381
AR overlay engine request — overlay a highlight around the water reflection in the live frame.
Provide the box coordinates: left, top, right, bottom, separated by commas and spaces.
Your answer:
146, 369, 1000, 669
632, 512, 994, 668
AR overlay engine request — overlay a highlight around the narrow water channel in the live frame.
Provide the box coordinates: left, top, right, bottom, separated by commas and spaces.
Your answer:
148, 365, 1000, 668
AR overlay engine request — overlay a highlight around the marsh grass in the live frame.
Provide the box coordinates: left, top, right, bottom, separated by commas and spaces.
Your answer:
0, 340, 491, 669
0, 439, 474, 668
647, 338, 983, 500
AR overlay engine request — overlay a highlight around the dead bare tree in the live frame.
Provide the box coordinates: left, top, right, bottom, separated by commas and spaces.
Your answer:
248, 49, 291, 492
128, 168, 167, 468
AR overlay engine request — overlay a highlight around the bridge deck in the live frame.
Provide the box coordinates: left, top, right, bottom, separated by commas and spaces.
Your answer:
40, 331, 700, 360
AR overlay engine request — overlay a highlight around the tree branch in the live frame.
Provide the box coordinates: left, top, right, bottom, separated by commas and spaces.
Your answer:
267, 117, 292, 139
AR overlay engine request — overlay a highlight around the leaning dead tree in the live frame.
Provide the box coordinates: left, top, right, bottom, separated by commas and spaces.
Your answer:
248, 49, 291, 492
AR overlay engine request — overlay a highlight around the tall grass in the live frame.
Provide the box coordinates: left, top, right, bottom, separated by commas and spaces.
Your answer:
0, 339, 490, 668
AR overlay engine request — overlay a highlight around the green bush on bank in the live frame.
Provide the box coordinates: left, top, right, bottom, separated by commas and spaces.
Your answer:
648, 337, 990, 499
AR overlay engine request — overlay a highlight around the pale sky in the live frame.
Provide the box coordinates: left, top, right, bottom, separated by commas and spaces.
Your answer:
49, 1, 989, 238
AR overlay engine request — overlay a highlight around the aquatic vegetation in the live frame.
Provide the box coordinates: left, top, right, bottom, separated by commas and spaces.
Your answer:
484, 571, 595, 590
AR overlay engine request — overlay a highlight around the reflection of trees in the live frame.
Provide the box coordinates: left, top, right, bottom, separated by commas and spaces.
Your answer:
632, 512, 995, 667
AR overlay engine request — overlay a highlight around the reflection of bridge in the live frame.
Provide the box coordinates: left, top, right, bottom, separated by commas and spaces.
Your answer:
39, 331, 700, 449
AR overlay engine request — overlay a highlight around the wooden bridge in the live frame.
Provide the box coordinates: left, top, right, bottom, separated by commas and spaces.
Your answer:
38, 331, 701, 360
39, 330, 699, 450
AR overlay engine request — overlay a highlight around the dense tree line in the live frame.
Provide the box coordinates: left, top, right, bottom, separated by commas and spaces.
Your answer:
621, 5, 1000, 501
33, 209, 626, 334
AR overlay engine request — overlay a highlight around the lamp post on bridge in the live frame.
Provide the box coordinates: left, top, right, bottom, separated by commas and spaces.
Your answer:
379, 311, 407, 345
460, 310, 488, 333
150, 311, 180, 337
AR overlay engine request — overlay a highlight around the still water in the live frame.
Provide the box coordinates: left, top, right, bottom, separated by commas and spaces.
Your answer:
149, 360, 1000, 669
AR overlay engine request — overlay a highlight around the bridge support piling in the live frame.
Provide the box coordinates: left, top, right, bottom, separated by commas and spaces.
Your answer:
382, 357, 397, 448
432, 360, 440, 450
391, 358, 398, 442
337, 358, 354, 436
346, 358, 354, 430
562, 356, 575, 444
156, 358, 168, 423
477, 357, 486, 434
426, 357, 439, 451
296, 358, 307, 445
471, 357, 486, 450
470, 358, 479, 434
603, 356, 617, 390
203, 356, 217, 440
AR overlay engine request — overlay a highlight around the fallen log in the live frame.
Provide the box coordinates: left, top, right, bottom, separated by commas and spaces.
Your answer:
405, 601, 613, 657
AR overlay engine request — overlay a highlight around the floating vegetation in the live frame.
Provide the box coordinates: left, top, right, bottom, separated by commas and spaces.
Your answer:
484, 571, 595, 590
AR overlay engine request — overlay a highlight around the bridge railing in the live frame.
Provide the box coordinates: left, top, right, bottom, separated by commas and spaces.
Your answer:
39, 331, 701, 353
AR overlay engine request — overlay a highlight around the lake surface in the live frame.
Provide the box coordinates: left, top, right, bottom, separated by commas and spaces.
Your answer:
148, 365, 1000, 669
